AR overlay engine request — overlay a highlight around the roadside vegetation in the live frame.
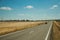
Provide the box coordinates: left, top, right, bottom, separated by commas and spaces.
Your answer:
53, 21, 60, 40
0, 21, 45, 36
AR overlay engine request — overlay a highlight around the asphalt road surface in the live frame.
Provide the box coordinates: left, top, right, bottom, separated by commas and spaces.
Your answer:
0, 21, 52, 40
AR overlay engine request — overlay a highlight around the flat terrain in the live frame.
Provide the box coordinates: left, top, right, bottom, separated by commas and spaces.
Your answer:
0, 21, 44, 35
53, 21, 60, 40
0, 21, 52, 40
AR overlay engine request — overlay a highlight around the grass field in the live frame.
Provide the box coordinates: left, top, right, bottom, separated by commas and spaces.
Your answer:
0, 21, 44, 35
53, 21, 60, 40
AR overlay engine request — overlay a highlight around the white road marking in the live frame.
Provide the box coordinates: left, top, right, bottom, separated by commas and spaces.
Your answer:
45, 22, 53, 40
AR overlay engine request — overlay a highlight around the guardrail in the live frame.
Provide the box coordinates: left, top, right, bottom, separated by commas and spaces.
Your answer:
45, 22, 53, 40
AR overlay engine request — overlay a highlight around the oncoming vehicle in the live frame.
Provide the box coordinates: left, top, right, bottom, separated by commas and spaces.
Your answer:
45, 22, 47, 24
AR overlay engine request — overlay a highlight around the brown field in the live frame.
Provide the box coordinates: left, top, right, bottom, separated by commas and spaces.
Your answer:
0, 21, 44, 35
53, 21, 60, 40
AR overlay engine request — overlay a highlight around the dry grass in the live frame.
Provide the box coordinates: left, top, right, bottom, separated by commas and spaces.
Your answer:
0, 22, 44, 35
53, 21, 60, 40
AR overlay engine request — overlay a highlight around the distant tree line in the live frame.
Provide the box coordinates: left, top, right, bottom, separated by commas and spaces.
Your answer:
0, 20, 37, 22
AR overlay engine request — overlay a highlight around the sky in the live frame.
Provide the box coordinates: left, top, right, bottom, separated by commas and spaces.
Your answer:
0, 0, 60, 20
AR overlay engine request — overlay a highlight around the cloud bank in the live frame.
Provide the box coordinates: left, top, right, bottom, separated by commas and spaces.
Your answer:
50, 5, 58, 9
24, 5, 34, 9
0, 7, 12, 10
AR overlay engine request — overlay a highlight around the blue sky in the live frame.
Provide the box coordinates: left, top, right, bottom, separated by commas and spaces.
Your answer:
0, 0, 60, 20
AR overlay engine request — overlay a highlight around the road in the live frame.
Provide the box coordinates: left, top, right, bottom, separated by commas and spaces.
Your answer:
0, 21, 52, 40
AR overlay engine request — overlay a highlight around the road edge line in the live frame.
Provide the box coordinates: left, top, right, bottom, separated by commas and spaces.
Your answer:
45, 22, 53, 40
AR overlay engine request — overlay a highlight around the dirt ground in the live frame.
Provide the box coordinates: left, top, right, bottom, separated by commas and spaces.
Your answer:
53, 21, 60, 40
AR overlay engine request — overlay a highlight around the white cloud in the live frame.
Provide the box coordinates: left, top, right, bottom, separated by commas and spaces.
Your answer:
24, 5, 34, 9
50, 5, 58, 9
0, 7, 12, 10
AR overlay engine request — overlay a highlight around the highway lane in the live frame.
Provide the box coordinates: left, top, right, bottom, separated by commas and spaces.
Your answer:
0, 21, 52, 40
